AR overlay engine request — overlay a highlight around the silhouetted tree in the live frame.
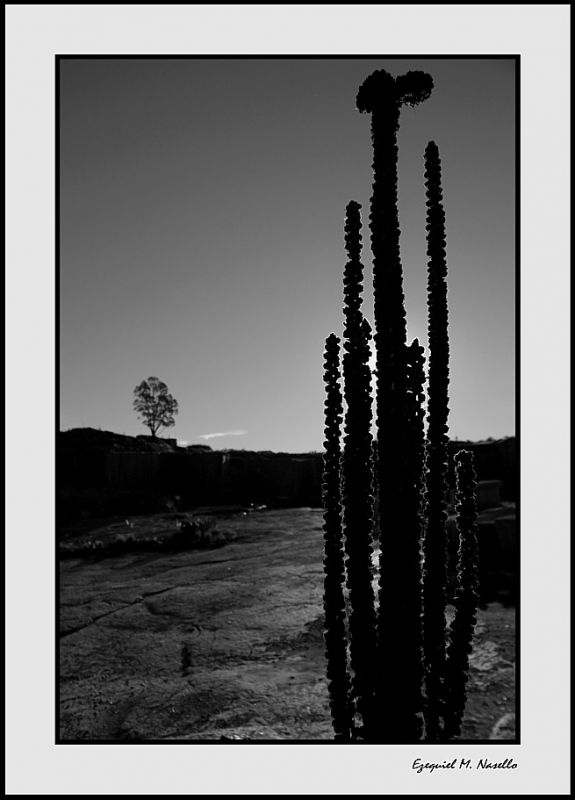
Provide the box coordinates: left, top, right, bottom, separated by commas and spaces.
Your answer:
133, 376, 178, 437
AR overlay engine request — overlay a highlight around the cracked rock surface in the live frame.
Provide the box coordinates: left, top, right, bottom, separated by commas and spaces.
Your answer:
59, 508, 515, 741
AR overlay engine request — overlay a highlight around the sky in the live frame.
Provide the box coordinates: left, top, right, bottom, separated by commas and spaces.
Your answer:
60, 57, 515, 452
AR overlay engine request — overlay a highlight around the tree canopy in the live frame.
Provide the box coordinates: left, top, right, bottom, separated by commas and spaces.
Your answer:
133, 377, 179, 437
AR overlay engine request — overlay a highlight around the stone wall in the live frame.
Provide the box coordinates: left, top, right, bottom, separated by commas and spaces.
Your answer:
58, 431, 323, 518
58, 429, 515, 520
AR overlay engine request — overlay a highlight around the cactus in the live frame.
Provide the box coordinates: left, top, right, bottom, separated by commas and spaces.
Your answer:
340, 202, 378, 739
321, 68, 479, 743
321, 334, 353, 741
421, 139, 451, 741
443, 450, 479, 740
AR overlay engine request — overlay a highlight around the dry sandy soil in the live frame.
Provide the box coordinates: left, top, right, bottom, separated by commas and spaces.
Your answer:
59, 508, 516, 742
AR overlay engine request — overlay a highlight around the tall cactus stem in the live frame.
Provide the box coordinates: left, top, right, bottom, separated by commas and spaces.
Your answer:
321, 334, 353, 741
340, 201, 378, 739
422, 140, 451, 741
356, 68, 433, 742
443, 450, 479, 740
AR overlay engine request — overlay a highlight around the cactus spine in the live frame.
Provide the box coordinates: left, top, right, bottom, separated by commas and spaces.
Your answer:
322, 68, 479, 743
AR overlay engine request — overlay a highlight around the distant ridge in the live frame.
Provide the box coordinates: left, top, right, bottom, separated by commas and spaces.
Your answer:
59, 427, 513, 457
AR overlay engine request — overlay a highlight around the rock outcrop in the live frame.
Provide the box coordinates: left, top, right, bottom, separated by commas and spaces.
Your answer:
58, 428, 515, 527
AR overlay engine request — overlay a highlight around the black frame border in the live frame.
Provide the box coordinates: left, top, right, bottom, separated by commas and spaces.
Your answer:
55, 53, 520, 746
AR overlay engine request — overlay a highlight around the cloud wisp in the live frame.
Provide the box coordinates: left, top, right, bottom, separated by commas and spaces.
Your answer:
199, 429, 248, 441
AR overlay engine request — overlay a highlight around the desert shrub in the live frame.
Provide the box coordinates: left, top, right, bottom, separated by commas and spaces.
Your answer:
59, 516, 222, 560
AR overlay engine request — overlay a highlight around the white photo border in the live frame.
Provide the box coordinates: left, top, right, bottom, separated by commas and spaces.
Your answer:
6, 4, 570, 795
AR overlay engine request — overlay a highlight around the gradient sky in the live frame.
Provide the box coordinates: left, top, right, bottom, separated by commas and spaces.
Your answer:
60, 57, 515, 452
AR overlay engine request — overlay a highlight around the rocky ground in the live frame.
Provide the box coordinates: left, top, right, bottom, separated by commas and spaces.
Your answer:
59, 508, 516, 741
